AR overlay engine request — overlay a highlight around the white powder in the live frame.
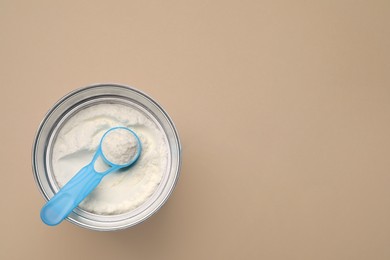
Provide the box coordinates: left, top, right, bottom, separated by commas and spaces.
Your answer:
101, 128, 139, 165
52, 103, 168, 215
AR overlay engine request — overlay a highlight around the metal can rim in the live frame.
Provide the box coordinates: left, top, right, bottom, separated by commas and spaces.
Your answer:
32, 83, 182, 231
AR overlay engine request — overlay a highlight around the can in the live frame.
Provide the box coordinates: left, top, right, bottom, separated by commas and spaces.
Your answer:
32, 84, 182, 231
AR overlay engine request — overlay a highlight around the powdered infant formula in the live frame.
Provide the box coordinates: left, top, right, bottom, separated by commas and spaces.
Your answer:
51, 103, 169, 215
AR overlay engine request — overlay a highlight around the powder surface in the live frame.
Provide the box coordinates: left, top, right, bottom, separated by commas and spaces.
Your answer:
101, 128, 138, 165
51, 103, 168, 215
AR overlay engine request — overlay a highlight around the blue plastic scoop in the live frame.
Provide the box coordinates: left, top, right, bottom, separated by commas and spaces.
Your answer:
40, 126, 142, 226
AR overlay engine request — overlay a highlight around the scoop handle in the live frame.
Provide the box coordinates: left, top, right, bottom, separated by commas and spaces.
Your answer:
40, 164, 103, 226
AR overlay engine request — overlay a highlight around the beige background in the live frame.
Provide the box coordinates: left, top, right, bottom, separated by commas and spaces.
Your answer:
1, 1, 389, 259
